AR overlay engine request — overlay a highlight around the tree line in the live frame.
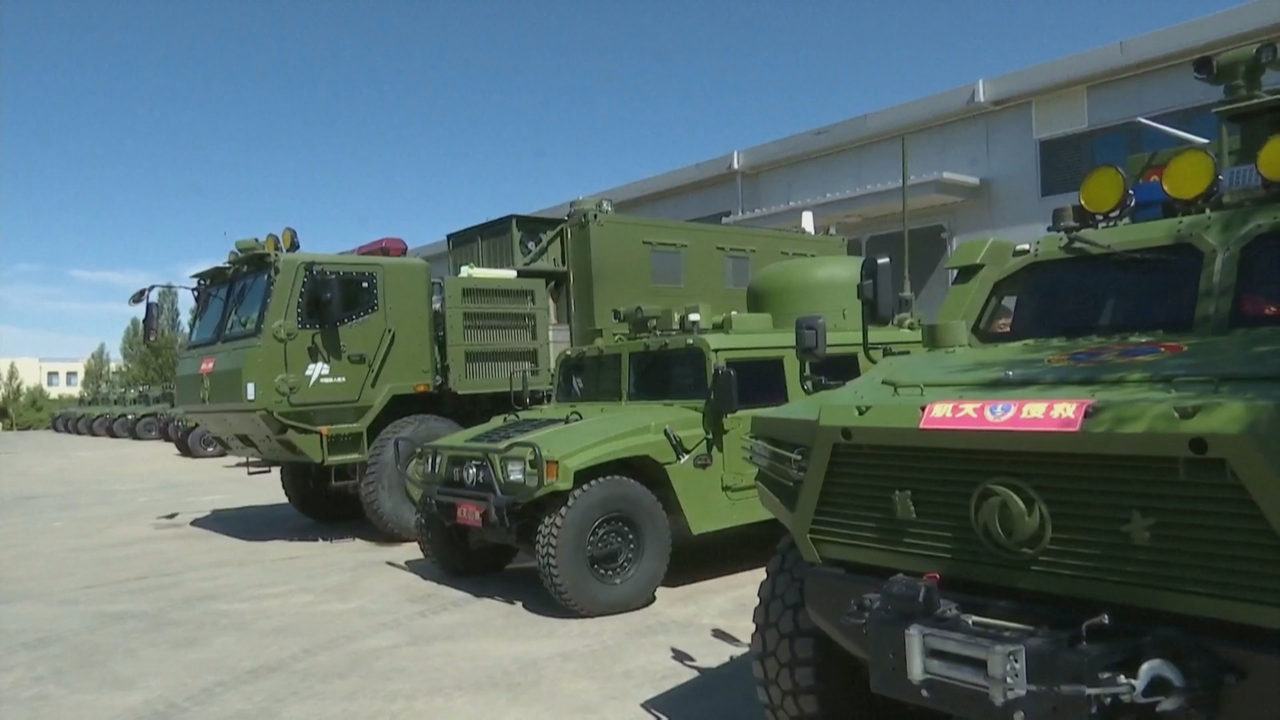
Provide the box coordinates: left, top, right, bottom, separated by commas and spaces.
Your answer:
1, 288, 193, 430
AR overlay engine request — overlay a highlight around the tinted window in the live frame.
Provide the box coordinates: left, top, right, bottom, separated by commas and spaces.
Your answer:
555, 354, 622, 403
628, 347, 707, 402
188, 283, 231, 346
727, 358, 788, 409
1230, 232, 1280, 329
299, 271, 378, 328
811, 353, 861, 384
974, 244, 1203, 343
221, 271, 271, 340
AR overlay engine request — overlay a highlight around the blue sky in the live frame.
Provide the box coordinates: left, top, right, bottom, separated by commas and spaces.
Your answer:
0, 0, 1252, 359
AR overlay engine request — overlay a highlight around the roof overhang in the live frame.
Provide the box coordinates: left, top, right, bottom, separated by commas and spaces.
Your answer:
723, 172, 982, 228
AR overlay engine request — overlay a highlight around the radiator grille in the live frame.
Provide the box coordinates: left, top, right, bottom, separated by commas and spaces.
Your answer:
464, 349, 538, 382
811, 445, 1280, 606
460, 287, 536, 307
461, 310, 538, 344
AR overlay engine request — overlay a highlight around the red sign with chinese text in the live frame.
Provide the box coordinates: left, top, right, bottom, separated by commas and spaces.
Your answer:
918, 400, 1094, 432
199, 358, 216, 375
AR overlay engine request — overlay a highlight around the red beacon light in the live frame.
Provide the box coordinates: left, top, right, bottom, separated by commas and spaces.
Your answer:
353, 237, 409, 257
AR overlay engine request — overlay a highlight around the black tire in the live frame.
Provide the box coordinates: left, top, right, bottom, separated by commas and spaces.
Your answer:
110, 417, 132, 438
416, 500, 520, 576
359, 414, 463, 541
91, 417, 110, 437
281, 463, 364, 523
751, 536, 928, 720
186, 426, 226, 458
534, 475, 672, 617
167, 422, 182, 443
76, 417, 91, 435
174, 427, 194, 456
133, 416, 162, 441
53, 416, 65, 433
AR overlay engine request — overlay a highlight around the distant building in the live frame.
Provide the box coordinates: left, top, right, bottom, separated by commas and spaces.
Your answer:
0, 357, 122, 398
410, 2, 1280, 320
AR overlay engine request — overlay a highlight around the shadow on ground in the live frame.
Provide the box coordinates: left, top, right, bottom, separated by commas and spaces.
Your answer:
181, 503, 404, 545
641, 629, 762, 720
390, 523, 783, 618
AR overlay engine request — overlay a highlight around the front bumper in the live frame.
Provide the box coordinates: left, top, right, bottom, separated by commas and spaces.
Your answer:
805, 568, 1257, 720
408, 440, 552, 529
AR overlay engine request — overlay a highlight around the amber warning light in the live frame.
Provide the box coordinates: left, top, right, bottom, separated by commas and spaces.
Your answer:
353, 237, 409, 257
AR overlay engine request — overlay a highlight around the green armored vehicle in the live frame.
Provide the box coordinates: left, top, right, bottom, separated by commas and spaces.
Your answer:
131, 207, 846, 540
108, 386, 174, 440
404, 255, 922, 617
748, 42, 1280, 720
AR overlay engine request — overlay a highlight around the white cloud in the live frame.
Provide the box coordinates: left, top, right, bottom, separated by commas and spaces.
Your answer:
67, 268, 158, 288
10, 263, 43, 273
0, 325, 108, 359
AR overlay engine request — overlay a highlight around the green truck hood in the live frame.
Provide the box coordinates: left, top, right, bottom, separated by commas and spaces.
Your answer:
444, 404, 704, 460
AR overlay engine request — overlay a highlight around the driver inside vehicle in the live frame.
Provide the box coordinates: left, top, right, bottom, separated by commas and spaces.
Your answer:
986, 304, 1014, 333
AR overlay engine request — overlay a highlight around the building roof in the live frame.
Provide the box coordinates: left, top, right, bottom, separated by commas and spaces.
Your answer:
412, 1, 1280, 258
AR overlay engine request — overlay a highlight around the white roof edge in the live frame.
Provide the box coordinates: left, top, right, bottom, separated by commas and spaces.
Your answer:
531, 1, 1280, 214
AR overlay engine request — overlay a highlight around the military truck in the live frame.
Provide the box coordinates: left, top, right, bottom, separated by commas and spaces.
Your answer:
402, 255, 923, 617
107, 386, 174, 440
747, 41, 1280, 720
130, 205, 847, 540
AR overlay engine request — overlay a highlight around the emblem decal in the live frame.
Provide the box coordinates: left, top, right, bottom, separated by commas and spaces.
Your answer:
920, 400, 1093, 432
199, 358, 216, 374
1045, 342, 1187, 367
1121, 510, 1156, 546
303, 362, 346, 387
970, 478, 1052, 559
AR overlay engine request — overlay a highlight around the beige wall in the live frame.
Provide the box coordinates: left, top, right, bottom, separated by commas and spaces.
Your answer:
0, 357, 120, 398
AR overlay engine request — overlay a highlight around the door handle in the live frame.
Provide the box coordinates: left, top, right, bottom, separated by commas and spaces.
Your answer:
349, 353, 368, 363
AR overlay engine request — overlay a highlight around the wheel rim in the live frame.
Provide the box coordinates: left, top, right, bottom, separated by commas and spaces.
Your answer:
199, 432, 218, 452
585, 512, 643, 585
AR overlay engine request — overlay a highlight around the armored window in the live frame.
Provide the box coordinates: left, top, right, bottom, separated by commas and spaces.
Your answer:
46, 372, 59, 387
650, 248, 684, 287
66, 372, 78, 387
299, 271, 379, 329
554, 354, 622, 403
810, 353, 862, 384
725, 358, 788, 409
221, 270, 272, 340
188, 282, 232, 347
725, 254, 751, 290
1229, 231, 1280, 329
973, 244, 1203, 344
627, 346, 708, 402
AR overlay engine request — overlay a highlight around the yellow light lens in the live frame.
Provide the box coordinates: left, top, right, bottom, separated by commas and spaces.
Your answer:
1078, 165, 1129, 216
1256, 134, 1280, 184
1160, 146, 1218, 202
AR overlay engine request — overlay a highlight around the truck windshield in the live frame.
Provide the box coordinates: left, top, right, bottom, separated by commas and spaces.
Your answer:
187, 270, 272, 347
555, 354, 622, 403
627, 346, 709, 402
1229, 231, 1280, 329
973, 243, 1203, 343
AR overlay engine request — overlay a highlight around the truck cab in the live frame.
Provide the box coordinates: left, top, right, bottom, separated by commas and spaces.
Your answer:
404, 255, 922, 617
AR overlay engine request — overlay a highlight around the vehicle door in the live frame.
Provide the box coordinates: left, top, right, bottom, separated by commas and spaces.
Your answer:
283, 263, 388, 406
712, 353, 792, 498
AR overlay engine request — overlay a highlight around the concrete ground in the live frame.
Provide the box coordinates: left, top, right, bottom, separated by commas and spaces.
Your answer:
0, 431, 780, 720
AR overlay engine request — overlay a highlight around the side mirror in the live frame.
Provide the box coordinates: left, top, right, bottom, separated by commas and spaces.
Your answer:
143, 301, 160, 344
128, 287, 150, 306
795, 315, 828, 363
710, 365, 740, 416
313, 272, 343, 327
858, 255, 895, 326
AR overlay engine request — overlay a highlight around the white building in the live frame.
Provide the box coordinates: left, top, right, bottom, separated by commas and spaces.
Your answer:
413, 2, 1280, 318
0, 357, 89, 398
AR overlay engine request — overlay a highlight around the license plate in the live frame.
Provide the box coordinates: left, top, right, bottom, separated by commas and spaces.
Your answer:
455, 502, 484, 528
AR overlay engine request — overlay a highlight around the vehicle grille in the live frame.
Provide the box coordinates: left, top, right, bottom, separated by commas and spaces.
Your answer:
811, 444, 1280, 606
467, 418, 563, 443
461, 310, 538, 344
463, 349, 538, 382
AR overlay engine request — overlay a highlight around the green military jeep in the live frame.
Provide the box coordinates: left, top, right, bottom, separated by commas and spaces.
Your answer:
404, 256, 922, 617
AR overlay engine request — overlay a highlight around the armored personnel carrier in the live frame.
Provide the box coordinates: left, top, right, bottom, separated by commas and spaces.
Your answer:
747, 41, 1280, 720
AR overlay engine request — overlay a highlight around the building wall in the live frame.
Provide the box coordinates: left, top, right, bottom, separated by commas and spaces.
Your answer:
0, 357, 91, 398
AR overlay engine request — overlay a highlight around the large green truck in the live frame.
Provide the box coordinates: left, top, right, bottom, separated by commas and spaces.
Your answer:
402, 254, 923, 617
747, 42, 1280, 720
131, 203, 847, 540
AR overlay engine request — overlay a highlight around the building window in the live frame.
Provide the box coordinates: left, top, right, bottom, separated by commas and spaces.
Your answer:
46, 372, 60, 387
650, 248, 684, 287
66, 372, 79, 387
725, 254, 751, 289
1038, 100, 1234, 198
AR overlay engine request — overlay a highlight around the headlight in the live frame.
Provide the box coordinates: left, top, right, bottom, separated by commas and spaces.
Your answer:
505, 459, 526, 485
746, 438, 810, 484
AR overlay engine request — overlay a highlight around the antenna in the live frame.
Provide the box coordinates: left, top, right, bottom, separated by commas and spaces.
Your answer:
1134, 117, 1211, 145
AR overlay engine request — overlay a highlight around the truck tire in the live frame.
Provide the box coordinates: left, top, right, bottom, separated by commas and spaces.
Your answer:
360, 414, 463, 541
167, 422, 182, 443
91, 417, 110, 437
174, 427, 194, 456
110, 417, 133, 438
751, 536, 928, 720
534, 475, 672, 617
133, 416, 162, 441
416, 501, 520, 576
76, 417, 91, 435
186, 426, 226, 458
53, 417, 65, 433
281, 463, 363, 523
